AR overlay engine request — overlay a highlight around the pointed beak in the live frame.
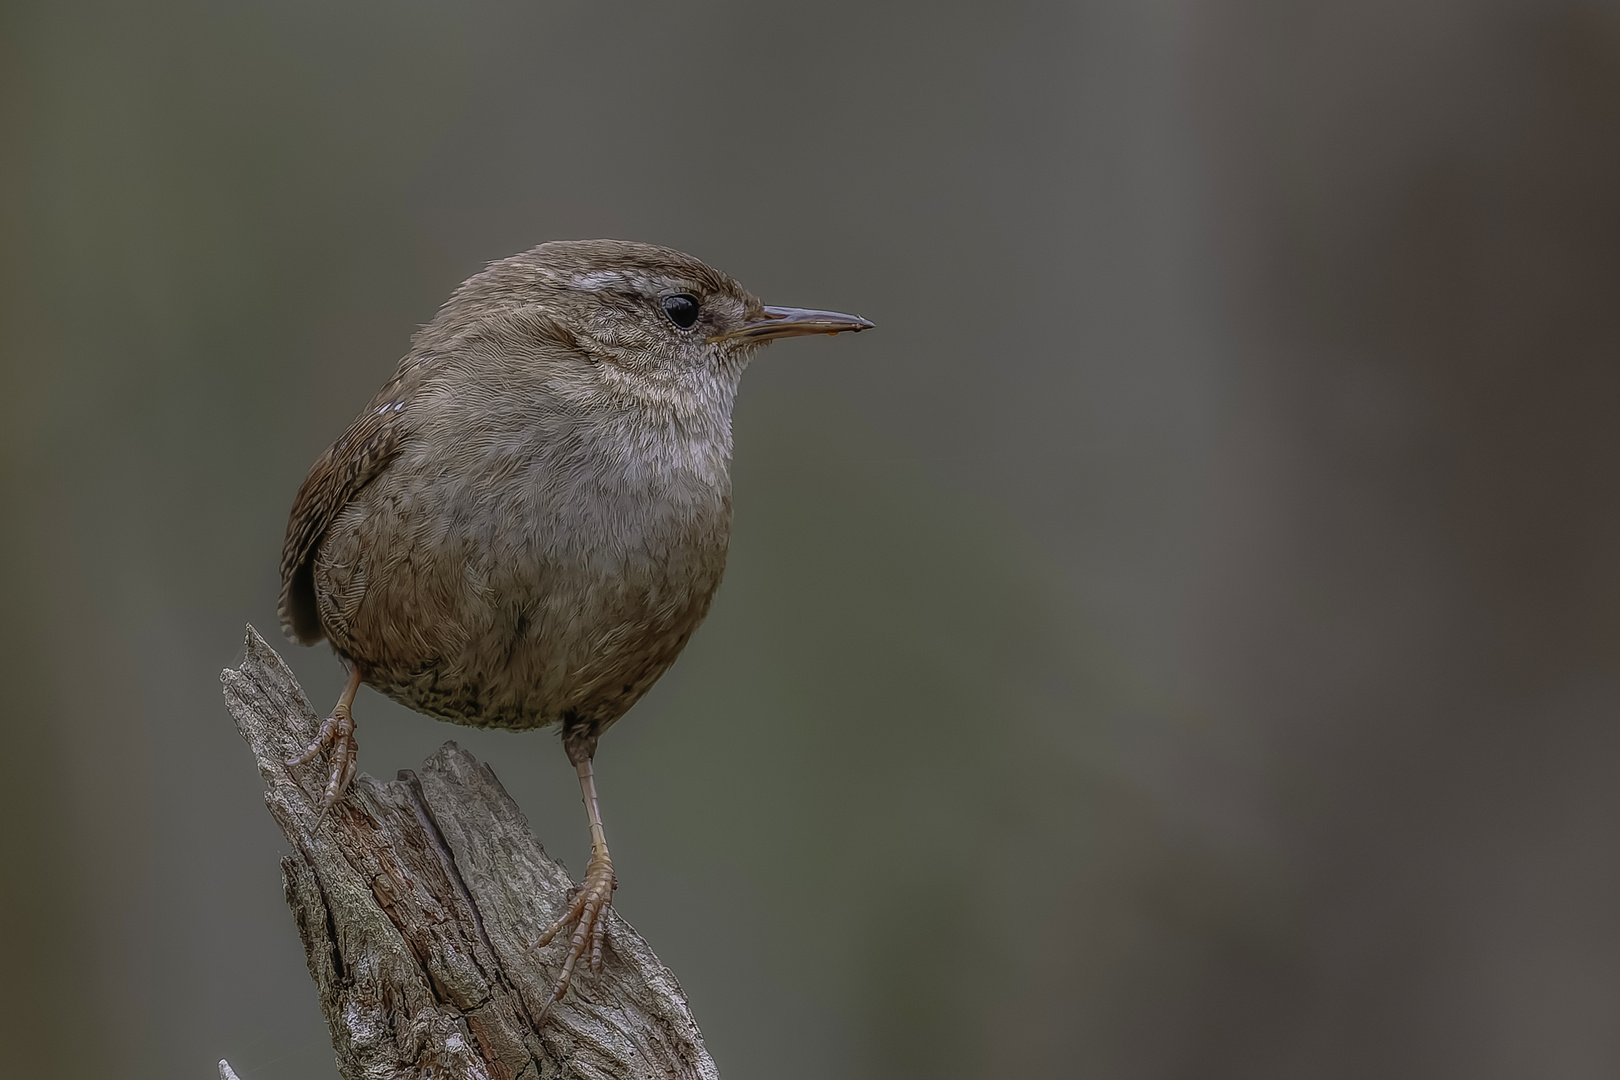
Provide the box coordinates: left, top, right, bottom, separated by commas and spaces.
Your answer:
708, 305, 875, 344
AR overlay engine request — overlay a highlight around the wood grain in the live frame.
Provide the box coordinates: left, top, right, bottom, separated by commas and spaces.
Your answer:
220, 625, 718, 1080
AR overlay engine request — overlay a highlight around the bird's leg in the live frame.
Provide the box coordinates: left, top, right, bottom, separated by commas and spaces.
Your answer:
287, 664, 363, 810
536, 743, 617, 1013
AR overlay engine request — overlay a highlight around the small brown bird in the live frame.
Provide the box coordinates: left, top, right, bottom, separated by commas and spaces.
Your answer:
278, 239, 871, 1009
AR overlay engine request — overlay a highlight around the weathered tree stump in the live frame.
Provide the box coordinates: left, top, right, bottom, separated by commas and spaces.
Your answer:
220, 625, 718, 1080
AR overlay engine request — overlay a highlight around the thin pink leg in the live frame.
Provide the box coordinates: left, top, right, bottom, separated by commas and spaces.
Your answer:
535, 754, 616, 1015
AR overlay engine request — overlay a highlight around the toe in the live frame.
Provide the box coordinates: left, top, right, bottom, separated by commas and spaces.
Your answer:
536, 890, 586, 949
287, 715, 339, 767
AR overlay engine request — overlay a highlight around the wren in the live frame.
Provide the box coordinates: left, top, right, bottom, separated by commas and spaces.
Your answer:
278, 239, 872, 1011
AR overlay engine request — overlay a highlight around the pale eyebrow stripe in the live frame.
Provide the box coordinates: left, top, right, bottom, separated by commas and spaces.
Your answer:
568, 270, 630, 291
567, 270, 688, 294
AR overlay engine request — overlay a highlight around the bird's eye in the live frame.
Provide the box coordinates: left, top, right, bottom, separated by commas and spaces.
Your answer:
661, 293, 701, 330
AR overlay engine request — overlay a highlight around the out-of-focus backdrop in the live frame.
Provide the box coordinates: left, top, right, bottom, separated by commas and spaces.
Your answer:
5, 1, 1620, 1076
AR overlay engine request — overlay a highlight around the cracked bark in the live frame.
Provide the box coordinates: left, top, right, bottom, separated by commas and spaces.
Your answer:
220, 625, 719, 1080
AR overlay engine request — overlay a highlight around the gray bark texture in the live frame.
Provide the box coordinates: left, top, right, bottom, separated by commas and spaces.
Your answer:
220, 625, 719, 1080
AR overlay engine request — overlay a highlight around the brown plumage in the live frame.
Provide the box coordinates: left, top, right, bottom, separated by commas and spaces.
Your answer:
277, 238, 871, 1012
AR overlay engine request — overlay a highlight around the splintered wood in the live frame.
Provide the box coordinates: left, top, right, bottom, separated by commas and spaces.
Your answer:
221, 625, 718, 1080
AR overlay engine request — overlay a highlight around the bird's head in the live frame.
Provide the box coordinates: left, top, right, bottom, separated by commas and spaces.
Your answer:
415, 239, 872, 410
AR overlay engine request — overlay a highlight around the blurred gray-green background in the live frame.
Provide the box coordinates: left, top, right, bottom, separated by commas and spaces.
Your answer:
6, 1, 1620, 1076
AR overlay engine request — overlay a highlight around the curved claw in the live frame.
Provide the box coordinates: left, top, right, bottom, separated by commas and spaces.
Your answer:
536, 851, 616, 1015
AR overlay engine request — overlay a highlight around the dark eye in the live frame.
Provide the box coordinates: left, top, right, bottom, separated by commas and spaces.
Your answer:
661, 293, 701, 330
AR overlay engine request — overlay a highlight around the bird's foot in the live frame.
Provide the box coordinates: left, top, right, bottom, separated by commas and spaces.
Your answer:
286, 701, 358, 811
535, 847, 616, 1014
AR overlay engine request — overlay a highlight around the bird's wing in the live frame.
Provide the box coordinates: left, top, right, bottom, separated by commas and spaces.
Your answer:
278, 356, 433, 645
